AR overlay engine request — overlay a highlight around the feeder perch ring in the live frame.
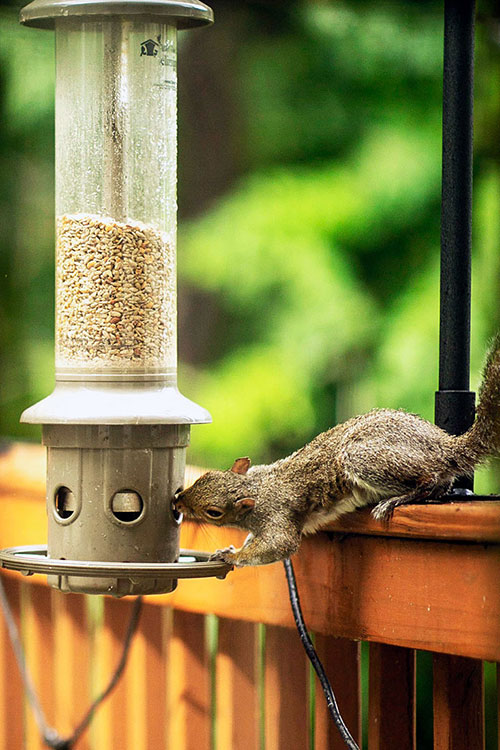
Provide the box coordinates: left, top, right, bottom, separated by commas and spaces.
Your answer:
0, 545, 232, 581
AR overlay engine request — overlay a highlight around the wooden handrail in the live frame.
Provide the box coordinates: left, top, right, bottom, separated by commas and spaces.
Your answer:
1, 443, 500, 660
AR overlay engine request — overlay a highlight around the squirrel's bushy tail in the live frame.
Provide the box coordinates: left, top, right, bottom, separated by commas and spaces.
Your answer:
456, 333, 500, 465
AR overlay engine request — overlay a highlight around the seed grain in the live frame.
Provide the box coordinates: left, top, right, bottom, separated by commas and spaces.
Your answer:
56, 214, 176, 371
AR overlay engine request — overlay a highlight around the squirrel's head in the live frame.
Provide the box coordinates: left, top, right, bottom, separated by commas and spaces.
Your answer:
175, 457, 256, 526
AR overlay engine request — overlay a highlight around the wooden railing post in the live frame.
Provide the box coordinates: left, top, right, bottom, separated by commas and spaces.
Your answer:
433, 653, 484, 750
216, 618, 260, 750
0, 576, 24, 750
166, 611, 211, 750
314, 636, 361, 750
368, 643, 416, 750
264, 624, 310, 750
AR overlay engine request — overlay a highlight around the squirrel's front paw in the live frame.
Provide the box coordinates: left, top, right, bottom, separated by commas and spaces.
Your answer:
209, 545, 237, 565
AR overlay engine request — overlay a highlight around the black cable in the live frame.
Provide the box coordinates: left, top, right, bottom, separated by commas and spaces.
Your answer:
0, 577, 142, 749
283, 558, 360, 750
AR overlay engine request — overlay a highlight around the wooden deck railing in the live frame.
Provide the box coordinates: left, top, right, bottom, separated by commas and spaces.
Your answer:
1, 442, 500, 749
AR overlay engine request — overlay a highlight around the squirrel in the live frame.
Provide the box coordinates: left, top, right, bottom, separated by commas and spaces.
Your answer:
175, 335, 500, 567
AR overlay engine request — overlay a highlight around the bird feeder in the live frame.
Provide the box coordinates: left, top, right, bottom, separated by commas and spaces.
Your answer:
0, 0, 232, 595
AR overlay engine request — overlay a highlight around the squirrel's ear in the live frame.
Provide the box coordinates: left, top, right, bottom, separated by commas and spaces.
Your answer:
235, 497, 255, 516
231, 457, 251, 475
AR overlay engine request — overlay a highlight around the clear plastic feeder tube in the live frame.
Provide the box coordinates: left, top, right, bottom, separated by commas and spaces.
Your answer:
55, 18, 178, 377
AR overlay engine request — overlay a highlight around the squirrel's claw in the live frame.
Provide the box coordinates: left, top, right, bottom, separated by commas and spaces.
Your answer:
209, 545, 237, 564
371, 500, 395, 522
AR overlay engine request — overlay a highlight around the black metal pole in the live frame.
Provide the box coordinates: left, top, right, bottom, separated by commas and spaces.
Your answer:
435, 0, 476, 489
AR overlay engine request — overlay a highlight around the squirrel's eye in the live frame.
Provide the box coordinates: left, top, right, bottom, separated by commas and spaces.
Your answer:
206, 507, 224, 519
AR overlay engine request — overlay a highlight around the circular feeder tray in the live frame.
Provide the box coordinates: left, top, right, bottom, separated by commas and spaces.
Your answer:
0, 545, 232, 581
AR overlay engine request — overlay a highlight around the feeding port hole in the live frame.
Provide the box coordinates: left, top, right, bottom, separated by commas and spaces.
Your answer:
54, 486, 76, 520
111, 490, 144, 523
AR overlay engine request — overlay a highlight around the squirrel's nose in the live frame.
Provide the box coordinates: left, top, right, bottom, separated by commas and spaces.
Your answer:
174, 488, 186, 514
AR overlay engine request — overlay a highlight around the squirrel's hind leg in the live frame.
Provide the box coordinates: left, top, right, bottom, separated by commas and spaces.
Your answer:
371, 478, 453, 521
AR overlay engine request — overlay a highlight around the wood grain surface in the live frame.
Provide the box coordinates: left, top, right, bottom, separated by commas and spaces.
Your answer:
368, 643, 416, 750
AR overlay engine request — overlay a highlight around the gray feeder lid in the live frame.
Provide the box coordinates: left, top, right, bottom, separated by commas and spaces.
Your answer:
20, 379, 212, 425
20, 0, 213, 29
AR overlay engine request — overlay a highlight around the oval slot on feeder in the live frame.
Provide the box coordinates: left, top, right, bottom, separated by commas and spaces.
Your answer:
111, 491, 144, 523
55, 486, 76, 520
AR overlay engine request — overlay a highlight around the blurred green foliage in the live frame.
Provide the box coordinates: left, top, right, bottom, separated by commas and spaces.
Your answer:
177, 2, 500, 493
1, 0, 500, 499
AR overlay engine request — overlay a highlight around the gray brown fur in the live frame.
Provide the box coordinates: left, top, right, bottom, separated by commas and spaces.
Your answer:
176, 335, 500, 567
